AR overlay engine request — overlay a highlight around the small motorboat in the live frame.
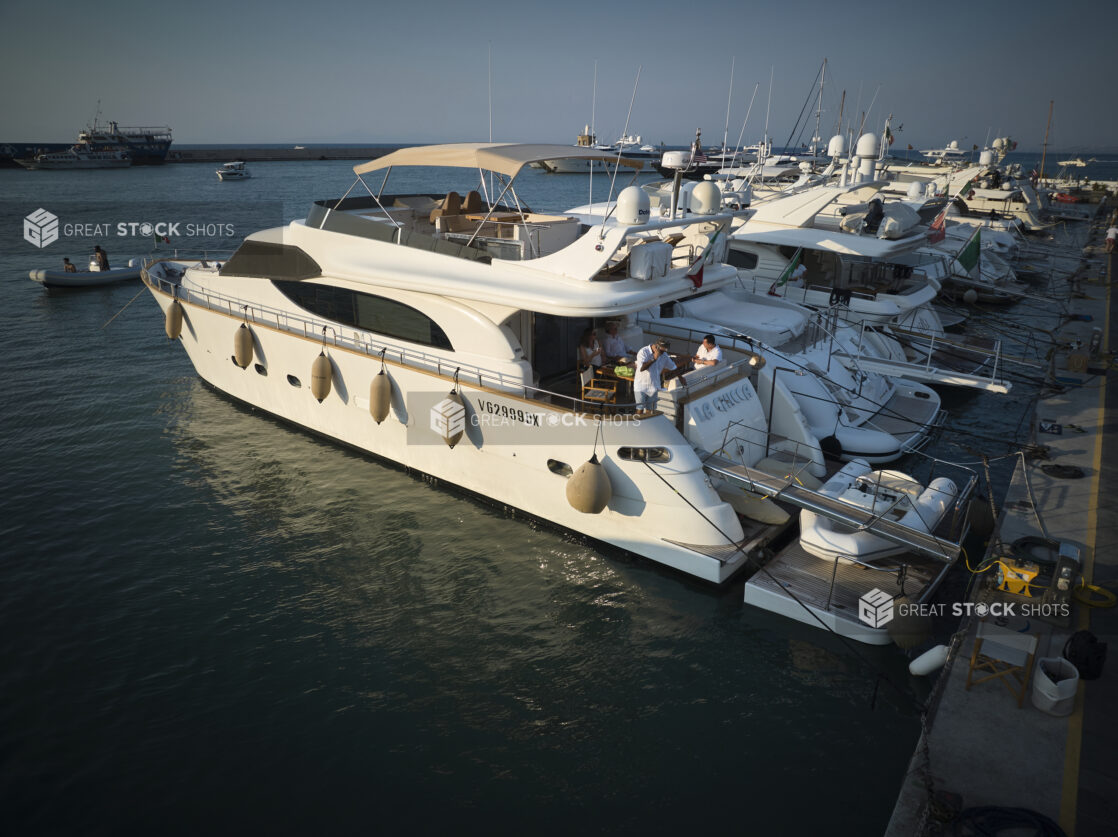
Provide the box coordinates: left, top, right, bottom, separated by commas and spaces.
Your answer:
798, 460, 957, 564
216, 161, 250, 180
30, 256, 141, 288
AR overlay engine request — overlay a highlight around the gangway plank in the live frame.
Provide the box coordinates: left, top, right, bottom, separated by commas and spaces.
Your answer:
832, 351, 1012, 393
701, 453, 963, 563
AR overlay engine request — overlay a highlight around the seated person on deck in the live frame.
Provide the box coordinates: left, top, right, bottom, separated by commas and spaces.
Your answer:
692, 334, 723, 368
602, 320, 636, 361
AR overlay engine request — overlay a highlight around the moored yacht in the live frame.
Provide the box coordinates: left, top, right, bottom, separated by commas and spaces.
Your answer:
144, 142, 834, 584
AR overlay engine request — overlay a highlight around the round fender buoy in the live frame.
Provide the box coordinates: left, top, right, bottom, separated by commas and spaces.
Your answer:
310, 351, 332, 402
370, 370, 392, 424
165, 299, 183, 340
233, 323, 254, 368
909, 644, 949, 676
566, 454, 612, 514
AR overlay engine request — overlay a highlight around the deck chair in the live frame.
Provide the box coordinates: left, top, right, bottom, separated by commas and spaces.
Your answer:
462, 190, 484, 214
964, 619, 1038, 708
578, 365, 616, 411
429, 191, 462, 225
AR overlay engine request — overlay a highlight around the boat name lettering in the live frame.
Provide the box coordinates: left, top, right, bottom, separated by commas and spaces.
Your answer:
474, 399, 542, 427
692, 383, 755, 422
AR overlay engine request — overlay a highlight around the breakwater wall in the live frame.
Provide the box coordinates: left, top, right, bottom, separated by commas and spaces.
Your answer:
168, 147, 399, 163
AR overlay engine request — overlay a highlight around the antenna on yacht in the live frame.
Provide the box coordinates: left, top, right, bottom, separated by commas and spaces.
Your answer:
763, 66, 774, 158
589, 59, 598, 210
722, 57, 735, 166
1039, 100, 1053, 180
732, 83, 759, 173
602, 65, 642, 232
811, 59, 827, 162
488, 43, 494, 197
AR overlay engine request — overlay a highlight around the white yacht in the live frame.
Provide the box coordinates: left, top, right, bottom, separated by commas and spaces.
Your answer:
539, 128, 659, 174
217, 161, 251, 180
145, 142, 845, 584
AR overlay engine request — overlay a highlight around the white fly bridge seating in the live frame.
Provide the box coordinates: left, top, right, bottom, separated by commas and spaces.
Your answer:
305, 194, 721, 279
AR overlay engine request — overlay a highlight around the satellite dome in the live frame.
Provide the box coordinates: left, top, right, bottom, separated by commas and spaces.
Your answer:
855, 132, 879, 158
689, 181, 721, 215
616, 185, 650, 225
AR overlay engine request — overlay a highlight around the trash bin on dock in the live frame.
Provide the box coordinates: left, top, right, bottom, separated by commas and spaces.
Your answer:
1031, 657, 1079, 716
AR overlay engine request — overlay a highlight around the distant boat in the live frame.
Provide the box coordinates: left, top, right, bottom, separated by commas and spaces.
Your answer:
15, 144, 130, 170
78, 118, 173, 165
31, 257, 141, 287
216, 160, 251, 180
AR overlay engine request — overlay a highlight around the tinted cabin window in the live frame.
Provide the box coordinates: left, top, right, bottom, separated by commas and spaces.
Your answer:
221, 241, 322, 279
273, 281, 453, 351
727, 249, 758, 270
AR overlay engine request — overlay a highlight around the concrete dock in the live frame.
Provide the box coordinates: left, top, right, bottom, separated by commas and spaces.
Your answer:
886, 211, 1117, 835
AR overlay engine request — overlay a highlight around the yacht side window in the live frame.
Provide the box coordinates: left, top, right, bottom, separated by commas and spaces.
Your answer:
727, 250, 758, 270
273, 281, 453, 351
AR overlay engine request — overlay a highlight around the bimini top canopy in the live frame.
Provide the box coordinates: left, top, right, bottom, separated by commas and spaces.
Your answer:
353, 142, 645, 179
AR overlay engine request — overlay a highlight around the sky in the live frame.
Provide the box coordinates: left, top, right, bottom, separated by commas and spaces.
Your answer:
1, 0, 1115, 152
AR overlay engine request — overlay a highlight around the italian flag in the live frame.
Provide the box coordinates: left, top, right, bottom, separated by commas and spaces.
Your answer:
769, 248, 803, 294
957, 228, 981, 275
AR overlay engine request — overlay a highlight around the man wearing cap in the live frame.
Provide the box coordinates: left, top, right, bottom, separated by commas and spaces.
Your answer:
634, 338, 682, 413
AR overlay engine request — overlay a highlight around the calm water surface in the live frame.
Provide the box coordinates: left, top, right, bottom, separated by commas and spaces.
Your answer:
0, 157, 1075, 835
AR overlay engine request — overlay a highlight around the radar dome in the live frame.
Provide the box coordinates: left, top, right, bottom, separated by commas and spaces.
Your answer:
948, 140, 960, 150
616, 185, 650, 225
827, 135, 847, 157
992, 138, 1005, 150
689, 181, 721, 215
979, 150, 994, 166
907, 181, 924, 200
660, 150, 690, 170
855, 132, 879, 158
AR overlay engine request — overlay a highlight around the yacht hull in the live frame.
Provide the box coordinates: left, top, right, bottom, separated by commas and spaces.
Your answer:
148, 280, 773, 584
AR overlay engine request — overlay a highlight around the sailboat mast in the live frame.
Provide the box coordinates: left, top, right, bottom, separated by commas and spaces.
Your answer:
1039, 99, 1053, 181
812, 58, 826, 161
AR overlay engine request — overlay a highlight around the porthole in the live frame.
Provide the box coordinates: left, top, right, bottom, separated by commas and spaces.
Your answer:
287, 374, 302, 387
254, 363, 267, 376
618, 447, 671, 463
547, 459, 573, 477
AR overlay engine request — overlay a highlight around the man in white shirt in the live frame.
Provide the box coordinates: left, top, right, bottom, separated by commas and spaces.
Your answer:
1106, 225, 1117, 254
634, 338, 681, 413
602, 320, 635, 361
693, 334, 723, 368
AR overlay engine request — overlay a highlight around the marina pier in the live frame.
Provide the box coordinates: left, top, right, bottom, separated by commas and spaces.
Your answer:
887, 216, 1118, 836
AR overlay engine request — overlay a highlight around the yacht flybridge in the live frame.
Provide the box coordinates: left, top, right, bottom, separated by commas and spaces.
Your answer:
146, 142, 877, 583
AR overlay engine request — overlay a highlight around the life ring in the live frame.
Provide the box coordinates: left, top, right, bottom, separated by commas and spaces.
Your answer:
1073, 584, 1116, 608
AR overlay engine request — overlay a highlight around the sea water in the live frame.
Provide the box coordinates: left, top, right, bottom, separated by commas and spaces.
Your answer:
0, 155, 1094, 834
